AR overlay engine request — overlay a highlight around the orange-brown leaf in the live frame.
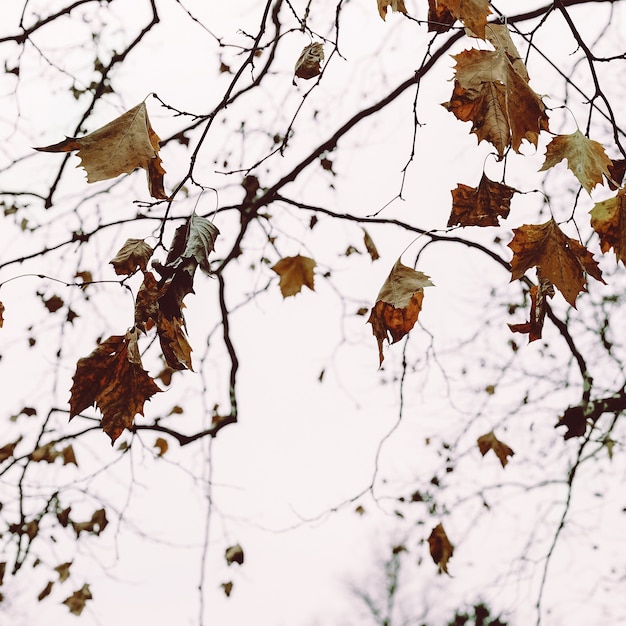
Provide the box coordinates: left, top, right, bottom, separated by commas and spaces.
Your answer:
508, 274, 554, 342
157, 313, 193, 371
477, 430, 515, 467
367, 259, 433, 365
0, 300, 4, 328
509, 219, 604, 307
427, 0, 455, 33
72, 508, 108, 537
62, 584, 92, 616
271, 255, 316, 297
69, 333, 161, 442
134, 271, 159, 331
110, 238, 154, 275
294, 43, 324, 80
434, 0, 491, 38
443, 48, 548, 157
378, 0, 407, 20
35, 102, 168, 200
539, 130, 613, 194
428, 523, 454, 575
590, 188, 626, 265
448, 174, 516, 226
0, 436, 22, 462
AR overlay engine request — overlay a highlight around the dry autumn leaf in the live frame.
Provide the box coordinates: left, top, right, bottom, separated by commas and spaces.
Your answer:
427, 0, 455, 33
477, 430, 515, 467
378, 0, 407, 20
590, 188, 626, 265
110, 238, 154, 275
72, 508, 108, 537
69, 333, 161, 442
221, 581, 234, 597
428, 523, 454, 575
367, 259, 433, 365
55, 561, 72, 583
0, 436, 22, 462
35, 102, 168, 200
271, 255, 316, 297
363, 228, 380, 261
62, 584, 92, 616
134, 271, 159, 332
509, 219, 604, 307
433, 0, 491, 38
154, 437, 168, 456
157, 313, 193, 371
0, 300, 4, 328
443, 47, 548, 157
38, 581, 54, 602
225, 543, 244, 565
448, 173, 516, 226
508, 273, 554, 342
539, 129, 614, 194
294, 42, 324, 82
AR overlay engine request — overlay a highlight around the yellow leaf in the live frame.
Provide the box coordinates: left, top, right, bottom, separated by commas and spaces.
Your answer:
35, 102, 168, 200
590, 188, 626, 264
539, 130, 613, 194
271, 255, 316, 297
477, 430, 514, 467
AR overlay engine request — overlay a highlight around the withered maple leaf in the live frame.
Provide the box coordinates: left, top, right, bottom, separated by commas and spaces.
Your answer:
378, 0, 407, 20
477, 430, 515, 467
157, 313, 194, 371
590, 188, 626, 264
432, 0, 491, 39
428, 523, 454, 575
134, 271, 159, 331
294, 42, 324, 81
539, 129, 614, 194
271, 255, 316, 297
62, 584, 92, 616
443, 47, 549, 158
427, 0, 455, 33
367, 259, 433, 365
69, 332, 161, 442
509, 219, 604, 307
110, 238, 154, 275
508, 273, 554, 342
35, 102, 168, 200
448, 173, 517, 226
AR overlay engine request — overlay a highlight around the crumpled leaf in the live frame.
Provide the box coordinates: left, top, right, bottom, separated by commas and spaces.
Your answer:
443, 44, 548, 158
477, 430, 515, 467
508, 273, 554, 342
509, 219, 605, 307
169, 213, 220, 275
378, 0, 407, 20
110, 238, 154, 275
69, 333, 161, 442
427, 0, 455, 33
157, 313, 193, 371
367, 259, 434, 365
271, 255, 316, 297
430, 0, 491, 38
448, 173, 517, 226
590, 187, 626, 264
71, 508, 108, 537
35, 102, 168, 199
62, 584, 92, 616
134, 271, 159, 332
294, 42, 324, 81
225, 544, 244, 565
363, 228, 380, 261
539, 129, 614, 194
428, 523, 454, 575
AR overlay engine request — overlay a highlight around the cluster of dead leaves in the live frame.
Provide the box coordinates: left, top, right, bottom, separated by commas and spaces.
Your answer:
69, 213, 219, 442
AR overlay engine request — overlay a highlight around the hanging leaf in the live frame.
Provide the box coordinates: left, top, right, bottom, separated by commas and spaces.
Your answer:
169, 213, 220, 275
294, 42, 324, 81
62, 584, 92, 616
109, 238, 154, 275
271, 255, 316, 297
154, 437, 168, 457
71, 508, 108, 537
428, 523, 454, 575
367, 259, 434, 365
0, 301, 4, 328
157, 313, 194, 371
35, 102, 168, 199
431, 0, 491, 38
477, 430, 515, 467
221, 581, 234, 597
427, 0, 455, 33
509, 219, 605, 307
225, 544, 244, 566
539, 129, 614, 194
590, 188, 626, 264
448, 174, 517, 226
363, 228, 380, 261
69, 333, 161, 442
134, 271, 160, 332
37, 581, 54, 602
377, 0, 407, 21
0, 436, 22, 462
54, 562, 72, 583
508, 273, 554, 342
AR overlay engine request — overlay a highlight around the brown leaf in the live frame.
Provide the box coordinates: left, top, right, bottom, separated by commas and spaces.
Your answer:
271, 255, 316, 297
590, 188, 626, 265
427, 0, 455, 33
69, 333, 161, 442
428, 523, 454, 575
509, 219, 605, 307
72, 508, 108, 537
378, 0, 407, 20
61, 445, 78, 466
157, 313, 193, 371
154, 437, 168, 457
508, 274, 554, 342
221, 581, 233, 597
225, 544, 244, 566
62, 584, 92, 616
434, 0, 491, 38
362, 228, 380, 261
44, 295, 64, 313
37, 581, 54, 601
477, 430, 515, 467
0, 437, 22, 462
110, 238, 154, 275
448, 174, 516, 226
539, 130, 614, 194
54, 561, 72, 583
443, 47, 549, 158
607, 159, 626, 190
134, 271, 159, 332
367, 259, 433, 365
31, 442, 59, 463
35, 102, 168, 200
294, 43, 324, 81
0, 301, 4, 328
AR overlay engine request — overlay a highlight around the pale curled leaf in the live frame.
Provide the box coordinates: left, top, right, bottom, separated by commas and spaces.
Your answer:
110, 238, 154, 275
168, 213, 220, 274
294, 42, 324, 81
